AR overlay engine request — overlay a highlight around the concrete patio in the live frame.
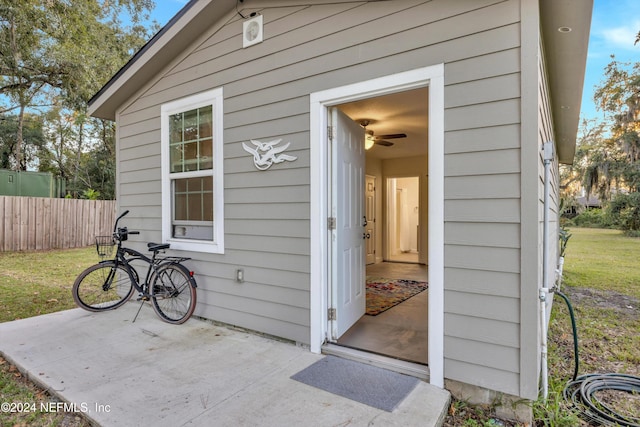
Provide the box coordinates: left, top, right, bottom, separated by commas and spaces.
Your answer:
0, 303, 450, 426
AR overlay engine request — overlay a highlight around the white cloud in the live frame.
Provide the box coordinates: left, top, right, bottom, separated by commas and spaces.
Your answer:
600, 22, 640, 50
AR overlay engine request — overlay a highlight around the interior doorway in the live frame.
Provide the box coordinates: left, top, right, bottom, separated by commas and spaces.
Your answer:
329, 87, 429, 365
387, 177, 420, 264
309, 64, 446, 386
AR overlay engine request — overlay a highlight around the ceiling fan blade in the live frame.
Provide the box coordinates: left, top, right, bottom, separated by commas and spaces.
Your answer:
375, 140, 394, 147
375, 133, 406, 140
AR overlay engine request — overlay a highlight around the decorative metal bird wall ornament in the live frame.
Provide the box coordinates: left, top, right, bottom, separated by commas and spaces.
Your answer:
242, 138, 298, 170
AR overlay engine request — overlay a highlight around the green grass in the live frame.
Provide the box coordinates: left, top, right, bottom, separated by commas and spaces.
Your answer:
562, 228, 640, 299
0, 247, 96, 323
1, 247, 95, 427
534, 227, 640, 425
556, 228, 640, 372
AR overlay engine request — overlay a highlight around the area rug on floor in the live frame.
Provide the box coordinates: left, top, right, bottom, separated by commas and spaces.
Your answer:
290, 355, 419, 412
366, 277, 428, 316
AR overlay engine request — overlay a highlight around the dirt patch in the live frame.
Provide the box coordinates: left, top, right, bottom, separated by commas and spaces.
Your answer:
595, 388, 640, 422
561, 286, 639, 318
443, 402, 518, 427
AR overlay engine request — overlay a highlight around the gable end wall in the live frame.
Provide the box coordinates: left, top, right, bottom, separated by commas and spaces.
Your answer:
114, 0, 541, 399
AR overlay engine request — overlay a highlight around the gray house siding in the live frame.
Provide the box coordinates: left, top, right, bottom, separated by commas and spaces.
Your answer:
442, 0, 524, 396
535, 28, 561, 393
114, 0, 546, 398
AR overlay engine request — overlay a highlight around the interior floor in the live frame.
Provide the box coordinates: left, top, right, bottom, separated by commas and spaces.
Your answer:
387, 251, 419, 263
337, 261, 428, 365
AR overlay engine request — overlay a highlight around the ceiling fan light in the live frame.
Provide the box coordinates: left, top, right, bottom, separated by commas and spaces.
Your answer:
364, 137, 375, 150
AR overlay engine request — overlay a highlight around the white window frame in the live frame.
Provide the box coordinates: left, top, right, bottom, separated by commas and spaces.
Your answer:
161, 87, 224, 253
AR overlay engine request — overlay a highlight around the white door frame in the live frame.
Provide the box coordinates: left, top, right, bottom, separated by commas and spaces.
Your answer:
365, 174, 376, 265
309, 65, 445, 388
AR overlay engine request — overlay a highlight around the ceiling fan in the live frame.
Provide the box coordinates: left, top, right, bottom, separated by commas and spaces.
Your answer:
358, 119, 407, 148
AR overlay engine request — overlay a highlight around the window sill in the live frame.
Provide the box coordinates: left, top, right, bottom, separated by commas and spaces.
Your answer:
166, 238, 224, 254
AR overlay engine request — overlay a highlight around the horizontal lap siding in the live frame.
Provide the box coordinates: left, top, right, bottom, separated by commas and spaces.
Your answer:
538, 37, 559, 334
442, 0, 523, 396
116, 0, 524, 393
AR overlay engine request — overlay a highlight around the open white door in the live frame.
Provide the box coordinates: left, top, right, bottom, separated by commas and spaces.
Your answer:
330, 108, 366, 339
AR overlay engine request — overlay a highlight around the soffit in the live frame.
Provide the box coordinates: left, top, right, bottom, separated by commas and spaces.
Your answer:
539, 0, 593, 164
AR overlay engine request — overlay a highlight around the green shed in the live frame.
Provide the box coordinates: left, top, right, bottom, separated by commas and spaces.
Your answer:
0, 170, 66, 198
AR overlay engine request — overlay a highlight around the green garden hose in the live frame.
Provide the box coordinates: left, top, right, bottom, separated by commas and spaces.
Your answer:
556, 290, 640, 426
555, 290, 579, 382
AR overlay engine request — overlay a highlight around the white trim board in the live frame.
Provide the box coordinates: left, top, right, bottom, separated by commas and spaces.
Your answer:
309, 65, 445, 389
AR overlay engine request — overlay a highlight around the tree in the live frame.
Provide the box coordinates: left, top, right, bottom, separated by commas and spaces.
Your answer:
571, 49, 640, 232
587, 57, 640, 196
0, 112, 44, 170
39, 109, 117, 199
0, 0, 155, 170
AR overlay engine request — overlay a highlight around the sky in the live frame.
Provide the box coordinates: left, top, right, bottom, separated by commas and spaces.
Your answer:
147, 0, 640, 123
583, 0, 640, 121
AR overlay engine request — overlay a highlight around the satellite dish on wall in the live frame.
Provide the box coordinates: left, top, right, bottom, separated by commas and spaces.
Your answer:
243, 14, 263, 48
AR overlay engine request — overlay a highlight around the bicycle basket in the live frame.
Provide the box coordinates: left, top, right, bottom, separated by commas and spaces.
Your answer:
95, 236, 115, 259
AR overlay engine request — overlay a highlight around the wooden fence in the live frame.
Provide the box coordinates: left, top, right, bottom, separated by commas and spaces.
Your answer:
0, 196, 116, 252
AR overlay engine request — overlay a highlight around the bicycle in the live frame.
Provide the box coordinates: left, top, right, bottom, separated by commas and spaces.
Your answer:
72, 210, 198, 324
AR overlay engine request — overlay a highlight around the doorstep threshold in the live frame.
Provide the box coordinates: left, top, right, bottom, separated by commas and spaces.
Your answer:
322, 343, 430, 381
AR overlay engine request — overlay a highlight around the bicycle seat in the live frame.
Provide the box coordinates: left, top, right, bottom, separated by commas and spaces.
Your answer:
147, 242, 170, 252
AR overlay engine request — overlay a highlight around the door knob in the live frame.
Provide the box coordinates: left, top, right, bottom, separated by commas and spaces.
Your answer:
362, 216, 368, 226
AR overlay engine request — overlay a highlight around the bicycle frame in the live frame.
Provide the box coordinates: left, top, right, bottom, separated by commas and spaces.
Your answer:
100, 242, 176, 298
97, 211, 180, 295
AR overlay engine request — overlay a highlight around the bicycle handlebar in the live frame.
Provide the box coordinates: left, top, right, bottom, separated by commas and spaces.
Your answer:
112, 211, 142, 242
114, 227, 139, 241
113, 210, 130, 232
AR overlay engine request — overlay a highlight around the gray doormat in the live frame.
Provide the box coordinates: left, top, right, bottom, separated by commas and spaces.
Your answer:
290, 355, 419, 412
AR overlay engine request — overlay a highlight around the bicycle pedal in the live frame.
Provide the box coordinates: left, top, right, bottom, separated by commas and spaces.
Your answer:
137, 295, 150, 301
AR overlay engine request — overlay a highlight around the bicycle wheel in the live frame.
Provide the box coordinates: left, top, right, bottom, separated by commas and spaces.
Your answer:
73, 262, 135, 311
150, 263, 196, 324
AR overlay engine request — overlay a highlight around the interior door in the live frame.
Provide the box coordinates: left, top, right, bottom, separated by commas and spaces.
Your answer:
331, 108, 366, 339
365, 175, 376, 265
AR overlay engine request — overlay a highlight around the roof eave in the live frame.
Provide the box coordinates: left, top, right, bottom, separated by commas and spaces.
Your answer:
87, 0, 236, 120
89, 0, 594, 162
87, 0, 383, 121
540, 0, 594, 165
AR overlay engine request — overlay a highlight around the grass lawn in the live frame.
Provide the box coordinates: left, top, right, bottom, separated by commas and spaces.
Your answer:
0, 247, 96, 427
541, 228, 640, 425
554, 228, 640, 378
0, 247, 96, 323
